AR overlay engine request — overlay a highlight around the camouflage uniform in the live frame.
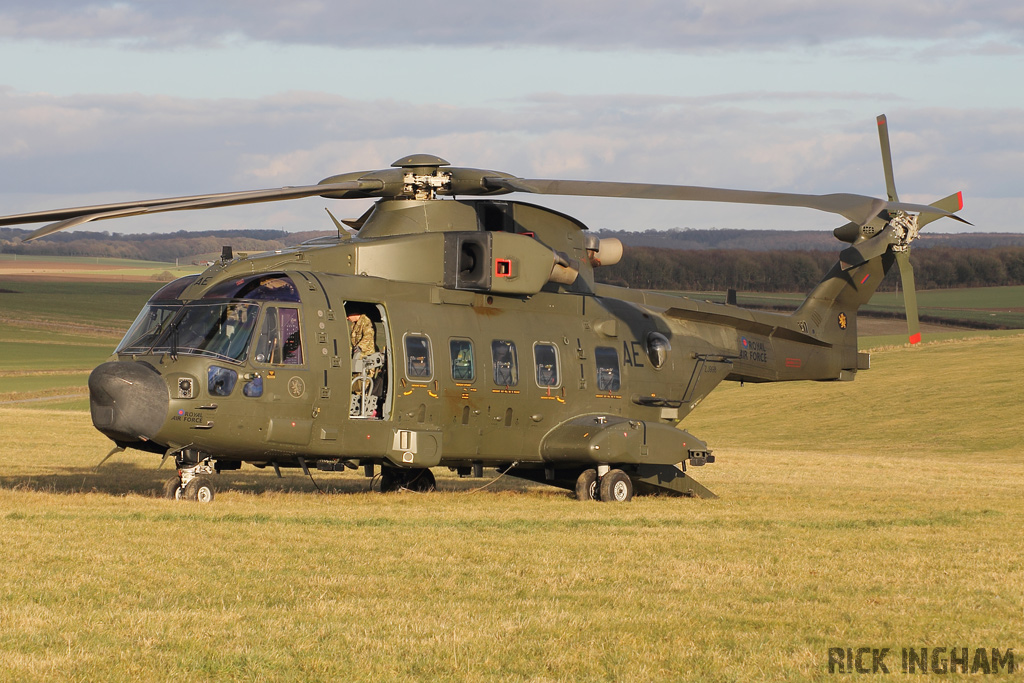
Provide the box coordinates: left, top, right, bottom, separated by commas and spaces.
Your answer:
349, 315, 378, 403
349, 314, 375, 357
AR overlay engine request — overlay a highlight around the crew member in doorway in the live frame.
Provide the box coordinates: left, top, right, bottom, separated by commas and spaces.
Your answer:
347, 311, 379, 417
348, 312, 375, 358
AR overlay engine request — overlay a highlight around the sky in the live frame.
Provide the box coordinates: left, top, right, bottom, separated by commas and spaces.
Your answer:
2, 1, 1023, 237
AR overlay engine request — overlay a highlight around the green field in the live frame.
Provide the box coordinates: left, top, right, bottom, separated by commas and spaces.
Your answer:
0, 281, 162, 328
0, 254, 181, 267
1, 275, 1022, 680
0, 253, 203, 281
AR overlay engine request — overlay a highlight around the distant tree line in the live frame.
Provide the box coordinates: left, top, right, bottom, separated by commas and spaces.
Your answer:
596, 246, 1024, 292
0, 228, 330, 262
4, 227, 1023, 291
593, 228, 1024, 252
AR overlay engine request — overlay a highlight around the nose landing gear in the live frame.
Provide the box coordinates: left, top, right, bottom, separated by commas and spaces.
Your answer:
164, 452, 216, 503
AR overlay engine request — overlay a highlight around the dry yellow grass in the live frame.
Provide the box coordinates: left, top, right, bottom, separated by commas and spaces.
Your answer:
1, 335, 1022, 681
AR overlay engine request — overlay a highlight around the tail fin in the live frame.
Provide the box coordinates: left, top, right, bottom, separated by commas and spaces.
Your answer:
793, 250, 895, 352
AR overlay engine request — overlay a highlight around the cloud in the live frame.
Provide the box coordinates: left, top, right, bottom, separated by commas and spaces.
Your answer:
2, 1, 1022, 50
1, 88, 1018, 232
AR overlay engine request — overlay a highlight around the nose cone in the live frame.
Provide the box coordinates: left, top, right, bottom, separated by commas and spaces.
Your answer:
89, 361, 169, 443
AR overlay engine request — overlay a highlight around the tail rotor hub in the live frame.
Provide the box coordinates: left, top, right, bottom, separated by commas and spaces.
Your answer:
888, 211, 919, 252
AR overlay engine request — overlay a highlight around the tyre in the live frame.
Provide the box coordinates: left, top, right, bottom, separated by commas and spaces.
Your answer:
575, 469, 598, 501
162, 477, 182, 500
599, 469, 633, 502
379, 468, 401, 493
407, 469, 436, 493
183, 476, 215, 503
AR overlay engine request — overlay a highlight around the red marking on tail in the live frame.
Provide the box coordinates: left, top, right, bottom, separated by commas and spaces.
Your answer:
909, 333, 921, 345
956, 191, 964, 210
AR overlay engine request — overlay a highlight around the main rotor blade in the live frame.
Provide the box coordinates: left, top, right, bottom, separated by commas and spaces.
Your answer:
484, 177, 956, 228
6, 181, 381, 242
895, 250, 921, 344
877, 114, 899, 203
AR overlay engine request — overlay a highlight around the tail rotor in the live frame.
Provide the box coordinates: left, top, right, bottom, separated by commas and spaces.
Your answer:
834, 115, 969, 344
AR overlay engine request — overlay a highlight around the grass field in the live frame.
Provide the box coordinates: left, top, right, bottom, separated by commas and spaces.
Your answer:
1, 334, 1022, 681
1, 265, 1022, 680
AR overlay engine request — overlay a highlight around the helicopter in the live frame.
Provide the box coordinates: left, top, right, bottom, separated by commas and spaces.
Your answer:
0, 115, 967, 503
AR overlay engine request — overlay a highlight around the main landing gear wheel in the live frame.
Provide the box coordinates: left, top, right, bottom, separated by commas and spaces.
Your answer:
599, 469, 633, 502
379, 468, 400, 493
379, 467, 436, 493
183, 476, 215, 503
405, 468, 436, 493
163, 477, 183, 500
575, 469, 599, 501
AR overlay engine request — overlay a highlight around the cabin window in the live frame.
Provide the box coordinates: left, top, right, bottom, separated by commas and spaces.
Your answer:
405, 334, 433, 379
254, 307, 303, 365
449, 339, 475, 381
491, 340, 519, 387
595, 346, 621, 392
533, 343, 560, 388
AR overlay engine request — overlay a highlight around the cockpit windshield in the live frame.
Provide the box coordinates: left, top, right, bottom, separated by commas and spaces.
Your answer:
115, 274, 298, 363
164, 303, 259, 362
116, 274, 198, 354
118, 302, 260, 363
117, 304, 181, 353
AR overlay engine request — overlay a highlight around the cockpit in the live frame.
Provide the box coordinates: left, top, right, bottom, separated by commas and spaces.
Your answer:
116, 273, 303, 366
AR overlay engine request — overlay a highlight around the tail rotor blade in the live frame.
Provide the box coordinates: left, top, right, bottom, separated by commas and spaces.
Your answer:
877, 114, 899, 203
895, 250, 921, 344
918, 191, 967, 229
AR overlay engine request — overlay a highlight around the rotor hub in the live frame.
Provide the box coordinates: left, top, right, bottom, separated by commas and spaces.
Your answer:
888, 211, 919, 252
390, 155, 453, 200
402, 169, 452, 200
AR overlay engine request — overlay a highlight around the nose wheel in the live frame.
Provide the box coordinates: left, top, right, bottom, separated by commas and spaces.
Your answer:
164, 454, 216, 503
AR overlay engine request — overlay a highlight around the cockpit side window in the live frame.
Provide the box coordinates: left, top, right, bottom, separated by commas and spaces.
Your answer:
254, 306, 303, 365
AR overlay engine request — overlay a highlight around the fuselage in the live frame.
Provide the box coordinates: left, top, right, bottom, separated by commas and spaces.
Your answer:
88, 196, 872, 484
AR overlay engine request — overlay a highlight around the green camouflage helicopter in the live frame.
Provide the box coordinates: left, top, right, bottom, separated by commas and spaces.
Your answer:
0, 115, 967, 502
